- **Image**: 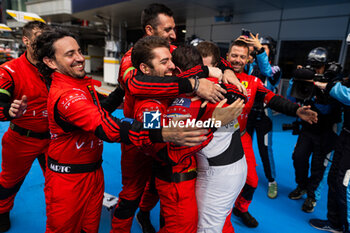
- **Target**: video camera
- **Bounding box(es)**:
[290,62,342,103]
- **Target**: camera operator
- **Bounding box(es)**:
[288,47,342,214]
[309,78,350,233]
[238,33,282,199]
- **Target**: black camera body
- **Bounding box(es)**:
[290,62,342,103]
[241,28,251,38]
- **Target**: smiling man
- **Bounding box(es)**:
[0,21,50,232]
[226,40,318,228]
[111,6,226,232]
[33,29,212,233]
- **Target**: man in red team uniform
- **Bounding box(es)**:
[0,21,50,232]
[123,36,242,233]
[169,45,247,233]
[111,4,228,233]
[34,29,213,233]
[225,40,318,228]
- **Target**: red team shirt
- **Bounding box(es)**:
[47,72,161,164]
[0,53,49,132]
[236,72,275,131]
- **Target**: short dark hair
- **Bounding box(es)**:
[34,27,77,78]
[22,21,50,38]
[229,40,249,55]
[141,3,173,33]
[172,45,202,71]
[132,36,170,71]
[196,41,220,66]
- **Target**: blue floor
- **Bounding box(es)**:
[0,110,329,232]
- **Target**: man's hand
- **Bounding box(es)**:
[314,81,327,90]
[161,117,209,147]
[195,79,226,103]
[223,69,247,95]
[238,33,262,50]
[9,95,27,118]
[296,105,318,124]
[208,67,223,82]
[248,33,262,50]
[212,98,244,126]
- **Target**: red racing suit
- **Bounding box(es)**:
[233,72,300,213]
[46,72,165,233]
[167,82,247,233]
[0,53,50,214]
[111,64,211,233]
[134,97,212,233]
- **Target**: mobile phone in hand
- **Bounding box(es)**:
[241,28,251,38]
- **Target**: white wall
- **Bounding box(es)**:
[26,0,72,16]
[88,45,104,72]
[186,3,350,43]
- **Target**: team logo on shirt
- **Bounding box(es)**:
[171,97,191,107]
[242,81,248,88]
[143,110,161,129]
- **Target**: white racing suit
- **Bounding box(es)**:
[196,119,247,233]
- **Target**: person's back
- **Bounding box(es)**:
[310,77,350,232]
[171,44,246,233]
[111,35,217,233]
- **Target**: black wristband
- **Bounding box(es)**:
[119,120,133,145]
[192,77,199,94]
[256,47,265,55]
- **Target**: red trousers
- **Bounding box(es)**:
[0,128,48,213]
[222,210,235,233]
[45,168,104,233]
[110,144,158,233]
[234,133,258,212]
[156,178,197,233]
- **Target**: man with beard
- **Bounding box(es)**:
[226,40,318,228]
[0,21,50,232]
[122,36,241,233]
[170,44,247,233]
[34,29,212,233]
[111,4,228,233]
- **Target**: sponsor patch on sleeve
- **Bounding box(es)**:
[170,97,191,108]
[61,93,88,110]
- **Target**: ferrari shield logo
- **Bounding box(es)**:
[242,81,248,88]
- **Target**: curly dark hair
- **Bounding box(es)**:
[131,36,169,71]
[33,27,77,79]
